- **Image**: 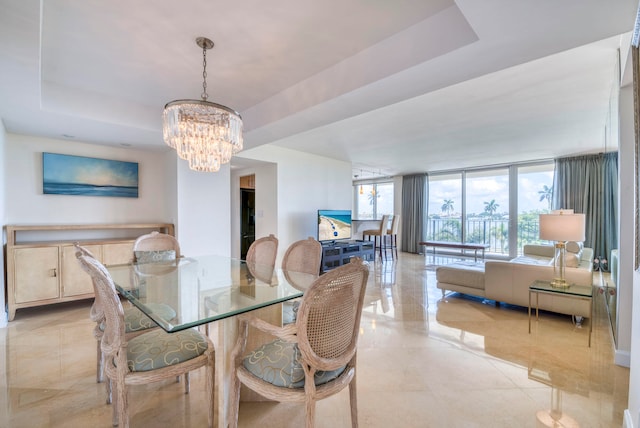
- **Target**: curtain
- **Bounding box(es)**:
[553,152,618,270]
[401,173,427,253]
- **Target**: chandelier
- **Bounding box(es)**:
[163,37,243,172]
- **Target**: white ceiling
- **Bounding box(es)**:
[0,0,637,178]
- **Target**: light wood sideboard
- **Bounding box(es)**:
[5,223,174,321]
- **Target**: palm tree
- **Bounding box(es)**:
[538,184,553,212]
[483,199,499,218]
[441,199,454,217]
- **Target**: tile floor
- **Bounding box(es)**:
[0,252,630,427]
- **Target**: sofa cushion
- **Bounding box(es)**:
[436,262,485,290]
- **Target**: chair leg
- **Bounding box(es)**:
[229,372,241,428]
[184,372,190,394]
[115,378,129,428]
[106,378,113,405]
[206,353,215,428]
[305,398,316,428]
[349,377,358,428]
[97,341,104,383]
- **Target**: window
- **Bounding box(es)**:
[427,161,554,258]
[354,182,393,219]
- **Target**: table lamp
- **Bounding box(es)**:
[539,209,586,288]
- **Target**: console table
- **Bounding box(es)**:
[321,240,374,272]
[528,280,593,346]
[419,241,490,262]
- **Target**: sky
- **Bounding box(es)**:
[43,153,139,187]
[428,168,554,217]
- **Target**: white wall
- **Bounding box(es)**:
[618,84,634,367]
[4,134,174,224]
[0,121,6,327]
[238,145,352,264]
[175,159,231,257]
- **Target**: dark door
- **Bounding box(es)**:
[240,188,255,259]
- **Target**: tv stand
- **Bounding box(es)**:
[321,240,374,272]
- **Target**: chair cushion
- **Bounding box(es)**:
[100,303,177,333]
[126,328,208,372]
[243,338,345,388]
[135,250,176,263]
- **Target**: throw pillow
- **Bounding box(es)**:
[566,241,583,253]
[564,252,580,268]
[135,249,176,264]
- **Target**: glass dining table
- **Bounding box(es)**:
[107,254,317,428]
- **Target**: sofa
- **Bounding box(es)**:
[436,243,594,317]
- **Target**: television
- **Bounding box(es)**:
[317,210,352,243]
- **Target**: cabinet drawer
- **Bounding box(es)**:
[13,247,59,303]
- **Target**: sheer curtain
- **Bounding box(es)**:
[553,152,618,269]
[401,174,427,253]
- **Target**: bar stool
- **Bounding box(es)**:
[387,215,400,259]
[362,215,391,260]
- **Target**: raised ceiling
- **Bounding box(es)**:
[0,0,637,176]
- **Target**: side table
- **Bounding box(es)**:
[528,280,593,347]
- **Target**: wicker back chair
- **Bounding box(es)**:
[133,231,181,261]
[281,236,322,277]
[245,234,279,284]
[76,252,214,428]
[75,243,177,403]
[246,234,278,266]
[229,258,370,428]
[362,214,391,260]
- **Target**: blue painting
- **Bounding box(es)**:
[43,153,139,198]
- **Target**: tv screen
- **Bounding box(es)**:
[317,210,352,242]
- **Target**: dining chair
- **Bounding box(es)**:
[281,237,323,323]
[75,243,178,403]
[245,234,279,284]
[133,231,181,262]
[76,252,215,428]
[229,258,370,428]
[362,214,391,260]
[281,236,323,276]
[386,214,400,259]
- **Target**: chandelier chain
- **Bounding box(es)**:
[201,45,208,101]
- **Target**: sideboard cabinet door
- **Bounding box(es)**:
[61,244,103,298]
[13,247,59,304]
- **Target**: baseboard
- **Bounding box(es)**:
[615,349,631,367]
[624,409,634,428]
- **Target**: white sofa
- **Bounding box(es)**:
[436,244,594,317]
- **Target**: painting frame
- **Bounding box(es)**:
[42,152,139,198]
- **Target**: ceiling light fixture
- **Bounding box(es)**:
[163,37,243,172]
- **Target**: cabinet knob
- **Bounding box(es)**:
[49,268,57,277]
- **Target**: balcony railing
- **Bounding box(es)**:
[426,217,545,255]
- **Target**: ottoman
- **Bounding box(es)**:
[436,261,486,298]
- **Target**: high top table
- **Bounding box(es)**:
[107,255,317,428]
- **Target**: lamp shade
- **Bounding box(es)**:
[539,211,586,242]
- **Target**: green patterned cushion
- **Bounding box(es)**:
[243,339,345,388]
[100,303,177,333]
[135,250,176,263]
[126,328,208,372]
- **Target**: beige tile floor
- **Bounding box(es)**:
[0,252,630,427]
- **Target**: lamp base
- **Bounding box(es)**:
[550,278,570,289]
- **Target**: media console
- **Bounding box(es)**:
[321,240,375,272]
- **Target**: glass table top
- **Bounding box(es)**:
[529,279,593,298]
[107,255,316,332]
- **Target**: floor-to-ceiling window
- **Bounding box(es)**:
[465,168,509,255]
[427,173,462,242]
[516,163,554,254]
[425,161,554,259]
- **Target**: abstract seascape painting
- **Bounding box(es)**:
[43,152,139,198]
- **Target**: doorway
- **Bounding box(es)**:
[240,174,255,259]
